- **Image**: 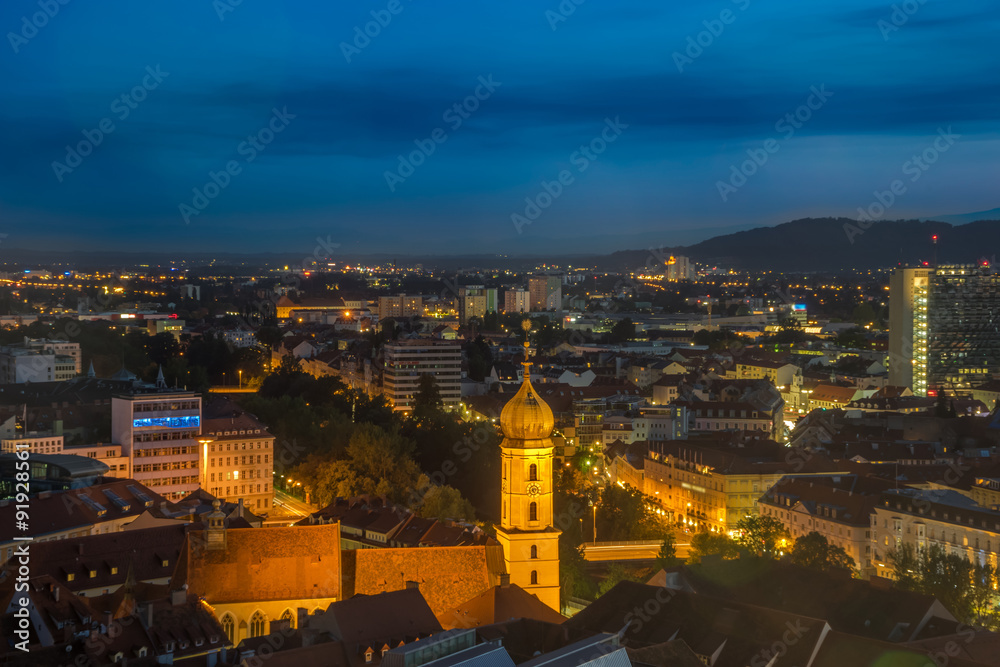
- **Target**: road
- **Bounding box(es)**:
[270,489,316,519]
[583,542,691,562]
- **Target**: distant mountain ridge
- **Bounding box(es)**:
[595,217,1000,272]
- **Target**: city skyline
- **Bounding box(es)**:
[1,1,998,254]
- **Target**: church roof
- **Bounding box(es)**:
[173,524,341,603]
[440,582,566,629]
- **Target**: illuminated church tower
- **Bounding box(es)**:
[496,321,561,611]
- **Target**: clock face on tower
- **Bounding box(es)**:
[526,483,541,497]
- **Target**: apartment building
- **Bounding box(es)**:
[383,339,462,412]
[504,288,530,313]
[735,360,801,388]
[201,410,275,512]
[0,347,77,383]
[871,488,1000,580]
[457,285,498,324]
[378,295,424,321]
[759,474,894,576]
[111,390,202,500]
[529,276,562,312]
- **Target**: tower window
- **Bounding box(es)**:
[529,502,538,522]
[531,570,538,585]
[529,464,538,481]
[530,545,538,559]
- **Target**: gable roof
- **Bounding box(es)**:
[440,582,566,629]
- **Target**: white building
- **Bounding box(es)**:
[0,347,77,383]
[111,391,202,500]
[383,339,462,412]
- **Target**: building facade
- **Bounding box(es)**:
[383,339,462,412]
[504,288,530,314]
[528,276,562,312]
[111,391,202,500]
[201,411,275,512]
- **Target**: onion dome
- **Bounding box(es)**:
[500,374,554,441]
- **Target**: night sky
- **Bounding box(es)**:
[0,0,997,255]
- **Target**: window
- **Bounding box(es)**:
[280,609,294,629]
[221,614,235,643]
[530,570,538,585]
[530,545,538,559]
[529,464,538,481]
[250,611,266,638]
[365,649,374,664]
[529,502,537,522]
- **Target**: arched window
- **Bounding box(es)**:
[530,545,538,559]
[529,502,537,522]
[530,570,538,585]
[249,611,266,638]
[280,609,295,629]
[221,614,235,643]
[529,464,538,481]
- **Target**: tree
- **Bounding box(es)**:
[596,484,671,542]
[851,302,877,327]
[687,531,739,564]
[597,563,643,597]
[788,532,855,571]
[466,335,494,382]
[735,515,789,558]
[411,373,443,422]
[419,485,475,521]
[655,533,682,571]
[608,318,636,344]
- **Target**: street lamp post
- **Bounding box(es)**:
[238,369,242,389]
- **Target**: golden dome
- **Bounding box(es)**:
[500,374,554,441]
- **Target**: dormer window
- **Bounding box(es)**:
[365,649,374,663]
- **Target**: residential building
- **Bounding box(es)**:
[528,276,562,312]
[111,390,202,500]
[759,474,894,576]
[201,410,275,512]
[383,339,462,412]
[458,285,498,325]
[505,288,530,313]
[871,487,1000,580]
[642,437,843,531]
[378,294,424,320]
[735,360,801,388]
[664,255,695,282]
[0,432,64,455]
[808,384,866,412]
[681,401,775,434]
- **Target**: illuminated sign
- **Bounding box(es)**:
[792,304,807,311]
[681,482,707,494]
[132,416,200,429]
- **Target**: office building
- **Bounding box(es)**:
[0,345,78,383]
[528,276,562,312]
[111,390,202,500]
[383,339,462,412]
[890,265,1000,396]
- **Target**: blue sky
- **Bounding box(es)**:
[0,0,997,255]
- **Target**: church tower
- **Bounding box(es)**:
[496,321,561,611]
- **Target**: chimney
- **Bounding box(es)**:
[146,603,154,628]
[500,573,511,587]
[53,586,60,602]
[405,580,419,591]
[171,589,186,606]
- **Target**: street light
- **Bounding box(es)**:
[238,369,242,389]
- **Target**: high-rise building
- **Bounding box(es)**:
[505,288,530,313]
[378,294,424,321]
[495,346,561,611]
[457,285,498,324]
[890,264,1000,396]
[383,339,462,412]
[665,255,695,282]
[528,276,562,312]
[111,390,202,500]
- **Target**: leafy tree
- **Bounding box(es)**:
[788,532,855,571]
[851,302,877,327]
[419,485,475,521]
[607,318,636,344]
[687,531,739,564]
[597,563,643,597]
[596,484,671,542]
[559,538,596,603]
[466,335,494,382]
[735,515,789,557]
[255,325,284,350]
